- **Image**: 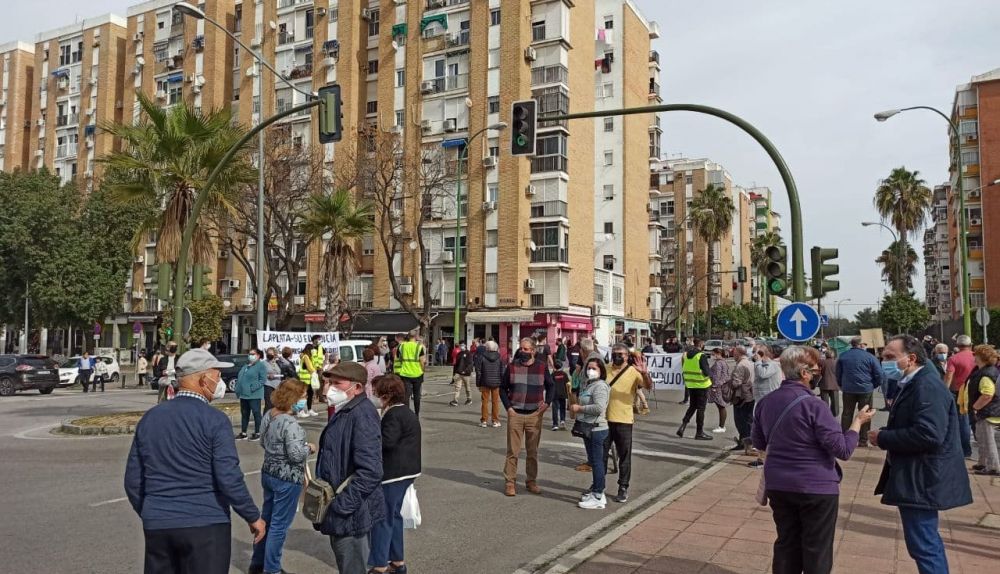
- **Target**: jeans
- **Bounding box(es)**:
[957,412,973,458]
[402,376,423,416]
[250,473,303,573]
[976,418,1000,472]
[585,429,609,495]
[551,398,567,427]
[263,386,274,411]
[144,522,230,574]
[819,389,840,417]
[898,507,948,574]
[369,479,413,569]
[452,374,471,401]
[504,410,543,484]
[681,387,709,432]
[603,422,634,491]
[79,370,93,392]
[330,533,370,574]
[734,400,755,441]
[480,388,501,423]
[841,392,874,444]
[240,398,262,434]
[768,490,838,574]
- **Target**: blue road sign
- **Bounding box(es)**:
[777,303,822,342]
[820,314,829,327]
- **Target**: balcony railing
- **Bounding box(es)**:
[56,113,79,127]
[529,200,568,218]
[288,64,312,79]
[649,50,660,65]
[278,0,308,9]
[278,31,296,45]
[55,143,78,158]
[649,80,661,99]
[531,65,569,86]
[531,155,568,174]
[530,246,568,264]
[347,295,374,309]
[427,0,469,7]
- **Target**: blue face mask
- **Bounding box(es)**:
[937,353,948,362]
[292,398,307,413]
[881,360,902,380]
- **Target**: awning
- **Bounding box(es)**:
[441,137,467,149]
[466,310,537,324]
[391,23,407,37]
[51,68,70,78]
[166,72,184,83]
[84,125,96,135]
[420,14,448,31]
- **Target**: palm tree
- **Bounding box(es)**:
[876,239,919,292]
[689,183,735,336]
[299,189,374,330]
[874,167,932,240]
[750,230,782,315]
[99,92,257,266]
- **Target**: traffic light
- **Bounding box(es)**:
[510,99,537,156]
[317,83,343,144]
[764,245,788,297]
[192,265,212,300]
[737,266,747,283]
[811,246,840,299]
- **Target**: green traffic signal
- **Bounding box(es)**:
[510,99,537,156]
[317,84,343,144]
[810,246,840,299]
[765,245,787,296]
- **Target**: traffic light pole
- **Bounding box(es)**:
[544,104,806,302]
[172,100,321,349]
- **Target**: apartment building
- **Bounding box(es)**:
[949,68,1000,316]
[29,15,127,186]
[0,42,35,171]
[732,185,753,305]
[924,183,954,322]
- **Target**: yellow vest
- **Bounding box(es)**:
[310,348,324,371]
[682,352,711,389]
[297,355,313,384]
[396,341,424,378]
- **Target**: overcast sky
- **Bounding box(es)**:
[4,0,1000,320]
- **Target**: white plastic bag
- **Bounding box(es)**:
[310,371,320,390]
[401,484,421,529]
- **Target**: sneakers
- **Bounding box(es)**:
[297,411,310,418]
[235,432,248,440]
[480,421,489,428]
[614,488,629,503]
[248,433,260,442]
[464,398,473,405]
[559,421,566,429]
[307,409,319,417]
[712,426,727,434]
[581,490,594,501]
[694,433,713,441]
[578,493,607,509]
[492,421,502,428]
[448,400,459,407]
[551,425,559,431]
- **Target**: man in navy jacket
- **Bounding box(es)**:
[871,335,972,574]
[125,349,264,574]
[836,336,884,445]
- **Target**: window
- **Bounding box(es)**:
[604,117,614,132]
[296,278,308,296]
[604,151,613,166]
[489,145,499,158]
[604,222,614,234]
[612,286,623,305]
[486,273,498,293]
[444,235,467,262]
[434,59,446,78]
[366,101,378,115]
[59,44,72,66]
[603,255,615,271]
[666,200,675,215]
[361,235,375,255]
[488,49,500,69]
[531,21,546,42]
[305,9,315,38]
[604,17,614,29]
[530,294,544,307]
[367,9,380,37]
[367,59,379,74]
[532,133,568,173]
[490,9,501,26]
[603,185,614,200]
[594,284,605,303]
[394,110,405,127]
[487,96,500,114]
[395,69,405,87]
[685,175,693,184]
[961,150,979,165]
[487,183,498,202]
[486,230,498,247]
[530,223,567,263]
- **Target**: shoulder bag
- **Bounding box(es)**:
[302,460,354,525]
[571,366,631,439]
[754,393,811,506]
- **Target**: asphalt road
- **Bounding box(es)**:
[0,367,730,574]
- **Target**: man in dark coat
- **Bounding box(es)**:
[871,335,972,574]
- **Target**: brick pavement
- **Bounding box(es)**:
[569,449,1000,574]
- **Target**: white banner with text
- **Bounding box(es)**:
[643,353,685,390]
[257,331,341,354]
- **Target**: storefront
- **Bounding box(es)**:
[465,310,537,362]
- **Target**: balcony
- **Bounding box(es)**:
[347,295,374,309]
[426,0,469,8]
[649,50,660,66]
[55,143,78,159]
[648,80,661,100]
[529,201,568,219]
[531,65,569,86]
[423,74,468,94]
[278,30,296,46]
[969,248,984,260]
[56,113,79,127]
[531,154,568,174]
[530,247,568,264]
[288,64,313,80]
[277,0,310,9]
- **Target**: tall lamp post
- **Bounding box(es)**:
[175,2,316,336]
[834,298,851,336]
[861,221,902,293]
[452,122,507,343]
[875,106,971,336]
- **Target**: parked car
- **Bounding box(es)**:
[0,355,60,396]
[58,356,121,387]
[215,354,251,392]
[333,340,374,364]
[703,339,728,357]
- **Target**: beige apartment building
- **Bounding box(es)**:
[0,42,35,172]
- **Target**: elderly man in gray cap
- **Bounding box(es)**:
[125,348,265,574]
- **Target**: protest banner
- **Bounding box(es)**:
[256,331,340,355]
[643,352,685,390]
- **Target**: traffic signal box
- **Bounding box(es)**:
[811,247,840,299]
[510,100,537,156]
[318,84,343,144]
[765,245,787,297]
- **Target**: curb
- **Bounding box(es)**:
[58,413,242,436]
[513,451,731,574]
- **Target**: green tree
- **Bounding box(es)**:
[99,92,257,268]
[299,189,374,331]
[879,292,931,335]
[875,239,919,292]
[689,183,735,336]
[855,307,881,330]
[873,167,932,240]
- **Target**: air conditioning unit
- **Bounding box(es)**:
[391,208,403,219]
[441,251,454,263]
[240,297,254,308]
[399,284,413,295]
[482,156,497,169]
[524,278,536,291]
[525,184,537,196]
[192,85,201,94]
[89,78,97,87]
[35,149,43,157]
[389,124,403,134]
[228,279,241,289]
[144,276,153,284]
[420,119,432,131]
[166,60,178,70]
[420,80,436,93]
[0,98,6,106]
[969,190,982,198]
[524,47,537,62]
[482,201,497,212]
[322,57,336,68]
[316,7,328,16]
[319,296,328,307]
[250,36,262,49]
[155,90,167,100]
[86,107,94,116]
[133,32,143,42]
[360,8,372,20]
[86,140,94,149]
[218,249,230,258]
[57,78,69,90]
[970,218,982,226]
[135,256,144,264]
[443,118,457,132]
[294,295,306,305]
[36,118,45,127]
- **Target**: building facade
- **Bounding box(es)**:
[0,42,35,172]
[924,183,953,323]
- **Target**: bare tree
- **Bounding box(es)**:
[209,129,326,329]
[334,127,457,339]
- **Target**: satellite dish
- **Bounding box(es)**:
[465,97,473,108]
[223,300,232,308]
[135,56,145,66]
[528,241,537,252]
[268,21,277,30]
[408,240,418,251]
[245,67,257,77]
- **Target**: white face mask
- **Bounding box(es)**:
[326,386,352,410]
[587,368,600,380]
[211,378,227,401]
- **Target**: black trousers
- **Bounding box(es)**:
[402,376,423,416]
[768,490,838,574]
[79,370,93,392]
[733,400,755,440]
[819,389,840,418]
[841,392,873,445]
[603,422,633,491]
[143,522,231,574]
[681,387,710,432]
[263,386,274,411]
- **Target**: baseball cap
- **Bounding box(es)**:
[323,361,367,384]
[176,348,233,376]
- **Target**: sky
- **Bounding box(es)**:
[4,0,1000,321]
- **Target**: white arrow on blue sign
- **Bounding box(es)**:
[776,303,822,342]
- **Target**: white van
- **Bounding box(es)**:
[333,340,373,364]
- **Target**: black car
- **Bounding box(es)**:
[215,354,250,392]
[0,355,60,396]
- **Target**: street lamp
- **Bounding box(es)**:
[862,221,903,293]
[175,2,315,337]
[452,122,507,343]
[874,105,971,336]
[834,298,851,336]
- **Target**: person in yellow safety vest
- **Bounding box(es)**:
[677,338,714,440]
[297,343,320,418]
[309,335,326,370]
[396,331,427,416]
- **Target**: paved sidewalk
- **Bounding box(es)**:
[570,449,1000,574]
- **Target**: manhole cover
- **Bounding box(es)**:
[979,513,1000,530]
